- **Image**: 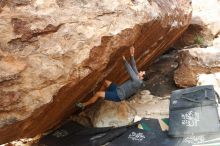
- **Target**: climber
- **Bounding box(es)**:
[76,46,146,109]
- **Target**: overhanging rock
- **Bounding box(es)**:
[0,0,192,144]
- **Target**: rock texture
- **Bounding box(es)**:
[0,0,191,144]
[80,90,169,127]
[192,0,220,37]
[174,47,220,87]
[174,0,220,48]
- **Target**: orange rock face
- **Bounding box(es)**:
[0,0,191,144]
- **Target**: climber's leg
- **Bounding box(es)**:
[76,91,105,109]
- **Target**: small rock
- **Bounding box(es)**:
[139,90,151,95]
[133,115,142,122]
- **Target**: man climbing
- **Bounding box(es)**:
[76,46,146,109]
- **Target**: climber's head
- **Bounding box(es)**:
[138,71,146,80]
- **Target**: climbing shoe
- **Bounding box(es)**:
[75,102,85,110]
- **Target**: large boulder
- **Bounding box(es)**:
[0,0,191,144]
[85,90,169,127]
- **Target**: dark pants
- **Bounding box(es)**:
[105,83,121,102]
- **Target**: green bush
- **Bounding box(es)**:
[194,35,205,45]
